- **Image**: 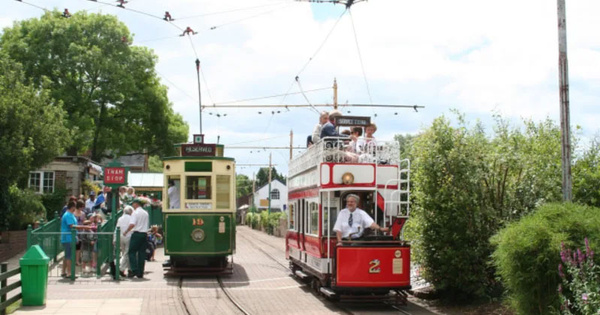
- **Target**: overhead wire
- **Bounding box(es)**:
[279,8,347,104]
[349,9,373,106]
[208,3,292,31]
[213,87,331,105]
[295,77,320,114]
[17,1,48,12]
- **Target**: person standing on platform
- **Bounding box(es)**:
[85,191,96,217]
[60,201,85,278]
[116,206,133,277]
[123,199,149,278]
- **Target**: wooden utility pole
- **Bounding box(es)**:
[268,153,272,215]
[557,0,572,201]
[333,78,338,110]
[195,59,202,134]
[289,130,294,160]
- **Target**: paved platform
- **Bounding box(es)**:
[12,226,440,315]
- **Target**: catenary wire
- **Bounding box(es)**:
[349,9,373,105]
[177,2,287,20]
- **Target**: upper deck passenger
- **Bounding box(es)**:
[310,111,329,145]
[320,110,346,139]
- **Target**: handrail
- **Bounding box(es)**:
[27,211,61,263]
[0,262,22,315]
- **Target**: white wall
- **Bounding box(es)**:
[253,179,288,213]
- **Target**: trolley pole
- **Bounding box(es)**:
[557,0,572,201]
[252,172,255,214]
[268,153,272,215]
[333,78,338,110]
[195,59,203,134]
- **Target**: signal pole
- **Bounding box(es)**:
[557,0,572,201]
[289,130,294,160]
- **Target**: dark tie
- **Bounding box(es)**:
[348,213,353,227]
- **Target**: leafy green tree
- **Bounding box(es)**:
[148,155,163,173]
[0,54,70,228]
[255,167,286,188]
[0,11,188,161]
[573,136,600,207]
[236,174,253,199]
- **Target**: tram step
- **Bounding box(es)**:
[319,287,336,297]
[294,270,309,279]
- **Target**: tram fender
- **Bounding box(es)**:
[334,246,410,288]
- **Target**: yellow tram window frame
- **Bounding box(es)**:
[186,175,212,200]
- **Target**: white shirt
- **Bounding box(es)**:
[116,214,132,241]
[356,137,377,154]
[130,206,149,233]
[333,208,374,238]
[168,185,180,209]
[85,198,96,214]
[312,123,323,144]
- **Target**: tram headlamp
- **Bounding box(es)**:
[191,228,205,242]
[341,172,354,185]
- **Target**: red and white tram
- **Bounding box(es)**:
[286,116,411,303]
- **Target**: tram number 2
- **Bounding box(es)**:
[192,218,204,226]
[369,259,381,274]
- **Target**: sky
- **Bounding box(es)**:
[3,0,600,177]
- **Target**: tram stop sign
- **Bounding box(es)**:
[103,160,128,188]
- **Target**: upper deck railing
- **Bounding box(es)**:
[289,136,401,178]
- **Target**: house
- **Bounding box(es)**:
[252,179,288,213]
[101,153,148,173]
[28,156,103,197]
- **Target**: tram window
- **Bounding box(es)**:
[323,207,338,236]
[166,177,181,209]
[289,204,295,230]
[186,176,211,200]
[216,175,230,209]
[310,202,318,235]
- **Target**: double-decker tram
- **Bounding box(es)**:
[162,134,236,275]
[286,115,411,304]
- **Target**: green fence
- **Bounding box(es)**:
[26,211,61,263]
[145,205,163,228]
[95,210,122,276]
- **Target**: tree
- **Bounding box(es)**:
[236,174,253,199]
[255,167,286,188]
[0,11,188,161]
[0,54,70,228]
[148,155,163,173]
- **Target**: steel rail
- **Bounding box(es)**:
[217,276,252,315]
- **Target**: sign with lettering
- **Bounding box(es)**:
[182,144,216,157]
[104,167,127,185]
[334,116,371,127]
[185,202,212,210]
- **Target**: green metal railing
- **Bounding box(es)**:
[145,205,163,228]
[26,212,61,262]
[95,210,122,276]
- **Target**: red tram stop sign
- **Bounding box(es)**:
[103,164,128,188]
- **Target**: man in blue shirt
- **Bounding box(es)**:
[61,201,82,278]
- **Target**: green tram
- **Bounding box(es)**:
[161,134,236,275]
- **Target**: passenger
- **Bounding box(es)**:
[343,127,363,163]
[358,123,378,163]
[123,199,150,278]
[333,194,388,246]
[310,111,329,146]
[84,191,96,217]
[116,206,133,277]
[319,110,345,139]
[60,201,86,278]
[61,196,77,218]
[168,180,180,209]
[74,200,87,266]
[146,225,163,261]
[80,220,96,275]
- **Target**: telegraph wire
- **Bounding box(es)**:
[208,3,292,31]
[17,1,48,12]
[349,9,373,106]
[295,76,320,114]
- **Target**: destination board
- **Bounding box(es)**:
[334,116,371,127]
[181,144,216,157]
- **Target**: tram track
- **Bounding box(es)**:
[217,276,252,315]
[177,277,193,315]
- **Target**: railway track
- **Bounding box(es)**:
[217,276,252,315]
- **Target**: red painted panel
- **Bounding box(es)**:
[289,188,320,200]
[335,246,410,287]
[303,234,321,257]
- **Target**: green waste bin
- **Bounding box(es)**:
[19,245,50,306]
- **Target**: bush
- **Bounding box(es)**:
[40,184,67,219]
[558,239,600,314]
[267,212,285,230]
[260,211,269,230]
[245,212,253,226]
[491,203,600,315]
[8,185,46,230]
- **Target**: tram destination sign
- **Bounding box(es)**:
[182,143,216,157]
[334,116,371,127]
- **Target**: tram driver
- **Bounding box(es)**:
[334,194,388,246]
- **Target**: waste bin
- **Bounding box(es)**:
[19,245,50,306]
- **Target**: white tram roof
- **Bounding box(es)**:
[128,172,164,188]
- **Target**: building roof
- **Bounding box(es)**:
[101,154,145,168]
[255,179,286,193]
[128,172,163,188]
